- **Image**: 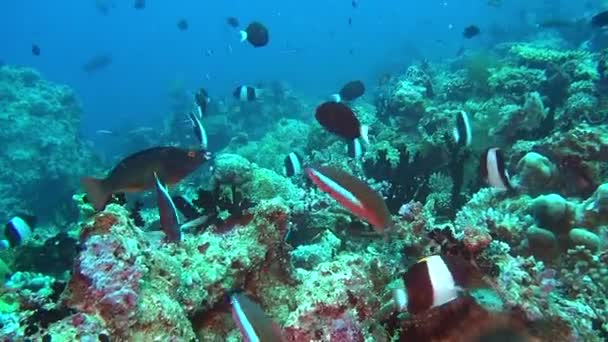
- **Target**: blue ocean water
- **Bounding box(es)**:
[0,0,580,155]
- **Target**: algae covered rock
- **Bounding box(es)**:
[568,228,600,251]
[530,194,573,234]
[0,65,97,221]
[515,152,558,195]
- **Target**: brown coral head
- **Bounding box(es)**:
[559,155,597,197]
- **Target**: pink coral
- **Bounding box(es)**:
[66,233,144,335]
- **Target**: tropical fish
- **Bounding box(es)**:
[81,146,210,211]
[195,88,210,116]
[480,147,513,191]
[0,214,36,249]
[31,44,41,56]
[230,292,284,342]
[393,255,482,314]
[234,85,258,101]
[240,22,269,47]
[452,110,472,147]
[331,80,365,103]
[188,111,208,150]
[592,10,608,28]
[154,173,181,242]
[305,165,392,234]
[226,16,240,28]
[283,152,304,177]
[134,0,145,9]
[177,19,189,31]
[463,25,480,38]
[315,101,369,143]
[82,54,112,74]
[172,195,201,221]
[347,138,365,159]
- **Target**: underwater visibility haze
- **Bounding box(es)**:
[2,0,608,340]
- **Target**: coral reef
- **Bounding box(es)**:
[0,65,98,221]
[3,33,608,342]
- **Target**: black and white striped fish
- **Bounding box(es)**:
[480,147,513,191]
[188,111,208,150]
[1,214,36,249]
[154,173,182,242]
[347,138,366,159]
[283,152,303,177]
[452,110,472,147]
[234,85,258,101]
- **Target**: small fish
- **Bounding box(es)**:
[240,21,269,48]
[0,214,36,249]
[230,292,285,342]
[592,10,608,28]
[154,173,181,242]
[194,88,210,116]
[96,129,115,135]
[283,152,304,177]
[82,54,112,73]
[177,19,189,31]
[331,80,365,103]
[352,1,358,8]
[480,147,513,191]
[452,110,472,147]
[315,101,369,143]
[188,111,208,150]
[463,25,480,38]
[81,146,210,211]
[393,255,482,314]
[31,44,41,56]
[305,165,392,234]
[347,138,365,159]
[233,85,258,101]
[134,0,145,9]
[226,16,240,28]
[348,17,352,26]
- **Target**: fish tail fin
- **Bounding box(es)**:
[239,30,248,42]
[330,93,341,103]
[360,125,370,144]
[81,177,111,211]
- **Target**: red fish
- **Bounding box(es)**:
[305,165,392,234]
[81,146,210,211]
[230,292,284,342]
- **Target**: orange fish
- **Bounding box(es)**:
[81,146,210,211]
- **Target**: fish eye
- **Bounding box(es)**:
[188,151,196,158]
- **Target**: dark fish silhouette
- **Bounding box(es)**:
[31,44,41,56]
[134,0,145,9]
[592,10,608,28]
[463,25,480,38]
[81,146,211,211]
[315,101,368,142]
[226,16,240,28]
[333,80,365,102]
[240,22,269,47]
[82,54,112,73]
[177,19,189,31]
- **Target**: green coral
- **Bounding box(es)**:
[488,66,546,96]
[509,43,589,65]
